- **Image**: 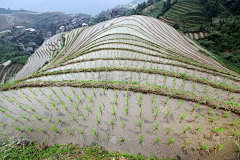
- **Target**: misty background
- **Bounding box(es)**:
[0,0,145,16]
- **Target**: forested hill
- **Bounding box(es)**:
[0,8,34,14]
[120,0,240,73]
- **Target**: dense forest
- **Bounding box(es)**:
[0,38,28,64]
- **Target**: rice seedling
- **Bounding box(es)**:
[103,130,111,142]
[175,100,184,110]
[70,112,77,122]
[181,112,188,120]
[205,85,211,95]
[95,113,101,126]
[173,77,176,88]
[11,124,23,132]
[120,118,126,128]
[25,104,35,112]
[50,123,59,133]
[56,116,63,123]
[208,107,218,115]
[126,88,129,97]
[71,87,76,95]
[32,114,41,121]
[75,94,83,105]
[197,142,211,155]
[0,106,11,113]
[137,93,143,107]
[229,124,240,139]
[92,86,96,96]
[191,102,200,113]
[59,87,67,97]
[91,128,99,140]
[137,134,144,147]
[151,94,156,103]
[50,102,58,110]
[114,89,118,98]
[0,121,6,129]
[6,114,18,121]
[182,138,193,150]
[18,112,29,120]
[136,119,143,131]
[109,118,116,129]
[152,106,161,120]
[150,136,164,148]
[213,142,229,154]
[78,113,87,121]
[169,136,176,147]
[111,105,117,116]
[164,73,167,84]
[87,95,94,102]
[80,87,86,96]
[98,105,102,114]
[63,126,75,137]
[103,87,106,95]
[38,128,46,133]
[111,97,118,105]
[67,93,73,102]
[85,104,92,113]
[180,125,191,135]
[234,141,240,157]
[17,103,25,111]
[229,118,240,127]
[118,133,126,144]
[22,122,35,132]
[60,101,68,111]
[164,106,171,119]
[182,78,186,89]
[47,94,53,101]
[152,120,161,132]
[76,127,86,139]
[165,125,173,136]
[191,82,197,93]
[162,97,169,106]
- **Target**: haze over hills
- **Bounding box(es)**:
[0,0,138,16]
[1,15,240,159]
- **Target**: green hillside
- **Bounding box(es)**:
[122,0,240,74]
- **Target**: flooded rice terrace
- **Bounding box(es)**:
[0,87,240,159]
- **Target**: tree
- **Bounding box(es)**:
[147,0,154,6]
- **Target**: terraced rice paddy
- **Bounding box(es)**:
[161,0,211,28]
[1,15,240,159]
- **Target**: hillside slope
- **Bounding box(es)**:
[1,15,240,159]
[0,12,71,32]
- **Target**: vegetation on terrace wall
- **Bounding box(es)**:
[197,18,240,73]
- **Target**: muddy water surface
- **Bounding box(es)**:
[0,87,240,159]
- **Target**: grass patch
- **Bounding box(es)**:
[0,141,172,159]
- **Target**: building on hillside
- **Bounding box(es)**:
[47,31,52,37]
[4,36,13,41]
[26,28,36,34]
[65,24,74,31]
[59,26,65,32]
[28,42,37,46]
[26,47,33,53]
[82,23,88,27]
[35,30,40,34]
[56,30,62,34]
[72,22,79,28]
